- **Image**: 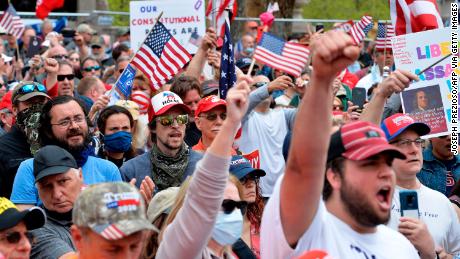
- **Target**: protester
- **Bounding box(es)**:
[97,105,137,168]
[418,134,460,196]
[29,145,83,258]
[0,81,50,198]
[80,57,102,79]
[156,77,251,259]
[120,91,203,194]
[106,55,130,85]
[54,60,76,96]
[47,45,69,61]
[0,197,46,259]
[381,114,460,258]
[229,155,266,259]
[355,48,394,91]
[10,96,121,209]
[234,35,255,60]
[0,91,13,136]
[70,182,156,259]
[76,76,106,111]
[68,51,82,79]
[170,76,203,146]
[90,35,114,68]
[260,30,418,258]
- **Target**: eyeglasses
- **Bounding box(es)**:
[241,174,260,185]
[83,65,101,72]
[390,138,425,148]
[156,114,188,126]
[199,112,226,121]
[51,55,68,60]
[17,83,47,95]
[221,199,247,214]
[0,231,35,244]
[57,74,75,82]
[51,115,86,128]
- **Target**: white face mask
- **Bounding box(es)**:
[211,210,243,246]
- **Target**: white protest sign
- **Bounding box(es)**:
[392,27,459,138]
[130,0,206,54]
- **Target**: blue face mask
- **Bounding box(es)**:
[102,131,132,153]
[244,47,254,54]
[211,209,243,246]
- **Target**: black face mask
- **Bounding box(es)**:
[16,103,44,155]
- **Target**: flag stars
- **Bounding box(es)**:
[223,53,228,60]
[221,71,226,78]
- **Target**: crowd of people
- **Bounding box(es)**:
[0,15,458,259]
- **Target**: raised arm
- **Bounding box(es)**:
[184,27,217,79]
[280,31,359,245]
[360,69,418,125]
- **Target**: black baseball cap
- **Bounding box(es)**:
[33,145,78,183]
[0,197,46,231]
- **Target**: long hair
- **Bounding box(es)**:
[245,179,265,230]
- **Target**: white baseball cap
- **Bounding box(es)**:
[150,91,190,119]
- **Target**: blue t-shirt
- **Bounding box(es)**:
[11,156,121,205]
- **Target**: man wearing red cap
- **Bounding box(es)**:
[193,95,238,155]
[0,91,13,136]
[120,91,203,193]
[261,31,418,258]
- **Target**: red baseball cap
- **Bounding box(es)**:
[328,121,406,162]
[381,113,430,141]
[0,91,12,111]
[150,91,190,119]
[195,95,226,117]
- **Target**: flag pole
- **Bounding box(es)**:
[108,11,164,98]
[382,22,390,79]
[210,0,217,78]
[246,59,256,76]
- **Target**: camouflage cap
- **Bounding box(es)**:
[73,182,157,240]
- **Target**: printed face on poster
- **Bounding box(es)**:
[130,0,206,54]
[392,27,459,138]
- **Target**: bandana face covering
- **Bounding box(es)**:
[16,104,44,155]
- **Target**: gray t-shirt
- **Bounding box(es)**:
[30,210,75,259]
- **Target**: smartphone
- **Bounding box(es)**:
[27,36,42,58]
[399,190,419,219]
[352,87,366,109]
[316,24,324,33]
[61,29,76,38]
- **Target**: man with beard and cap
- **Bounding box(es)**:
[0,197,46,259]
[260,31,418,258]
[0,81,50,198]
[10,96,121,210]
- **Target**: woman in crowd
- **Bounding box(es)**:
[229,156,266,259]
[97,105,137,167]
[68,50,82,79]
[155,78,251,259]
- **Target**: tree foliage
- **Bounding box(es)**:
[303,0,390,21]
[107,0,130,26]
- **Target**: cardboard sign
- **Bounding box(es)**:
[130,0,206,54]
[242,150,260,169]
[392,27,459,138]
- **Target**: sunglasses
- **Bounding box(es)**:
[51,55,68,60]
[156,114,188,126]
[91,45,102,49]
[241,174,260,185]
[17,83,47,95]
[0,231,35,244]
[83,65,101,72]
[57,74,75,82]
[199,112,226,121]
[221,199,247,214]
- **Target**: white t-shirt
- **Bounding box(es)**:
[388,184,460,255]
[261,176,419,259]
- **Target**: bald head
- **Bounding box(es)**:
[48,45,68,59]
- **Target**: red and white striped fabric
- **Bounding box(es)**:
[334,20,354,33]
[205,0,238,37]
[131,90,150,114]
[254,32,310,77]
[131,21,191,91]
[349,16,373,45]
[389,0,443,36]
[0,5,25,38]
[100,224,126,240]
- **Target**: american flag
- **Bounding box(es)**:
[254,33,310,77]
[389,0,443,36]
[349,16,373,45]
[205,0,237,37]
[131,21,192,90]
[219,21,236,99]
[0,5,25,38]
[375,23,395,50]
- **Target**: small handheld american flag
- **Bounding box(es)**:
[254,33,310,77]
[219,20,237,100]
[349,16,373,45]
[375,23,395,50]
[131,21,192,91]
[0,5,25,38]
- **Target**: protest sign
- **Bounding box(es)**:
[130,0,206,54]
[243,150,260,169]
[392,27,459,137]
